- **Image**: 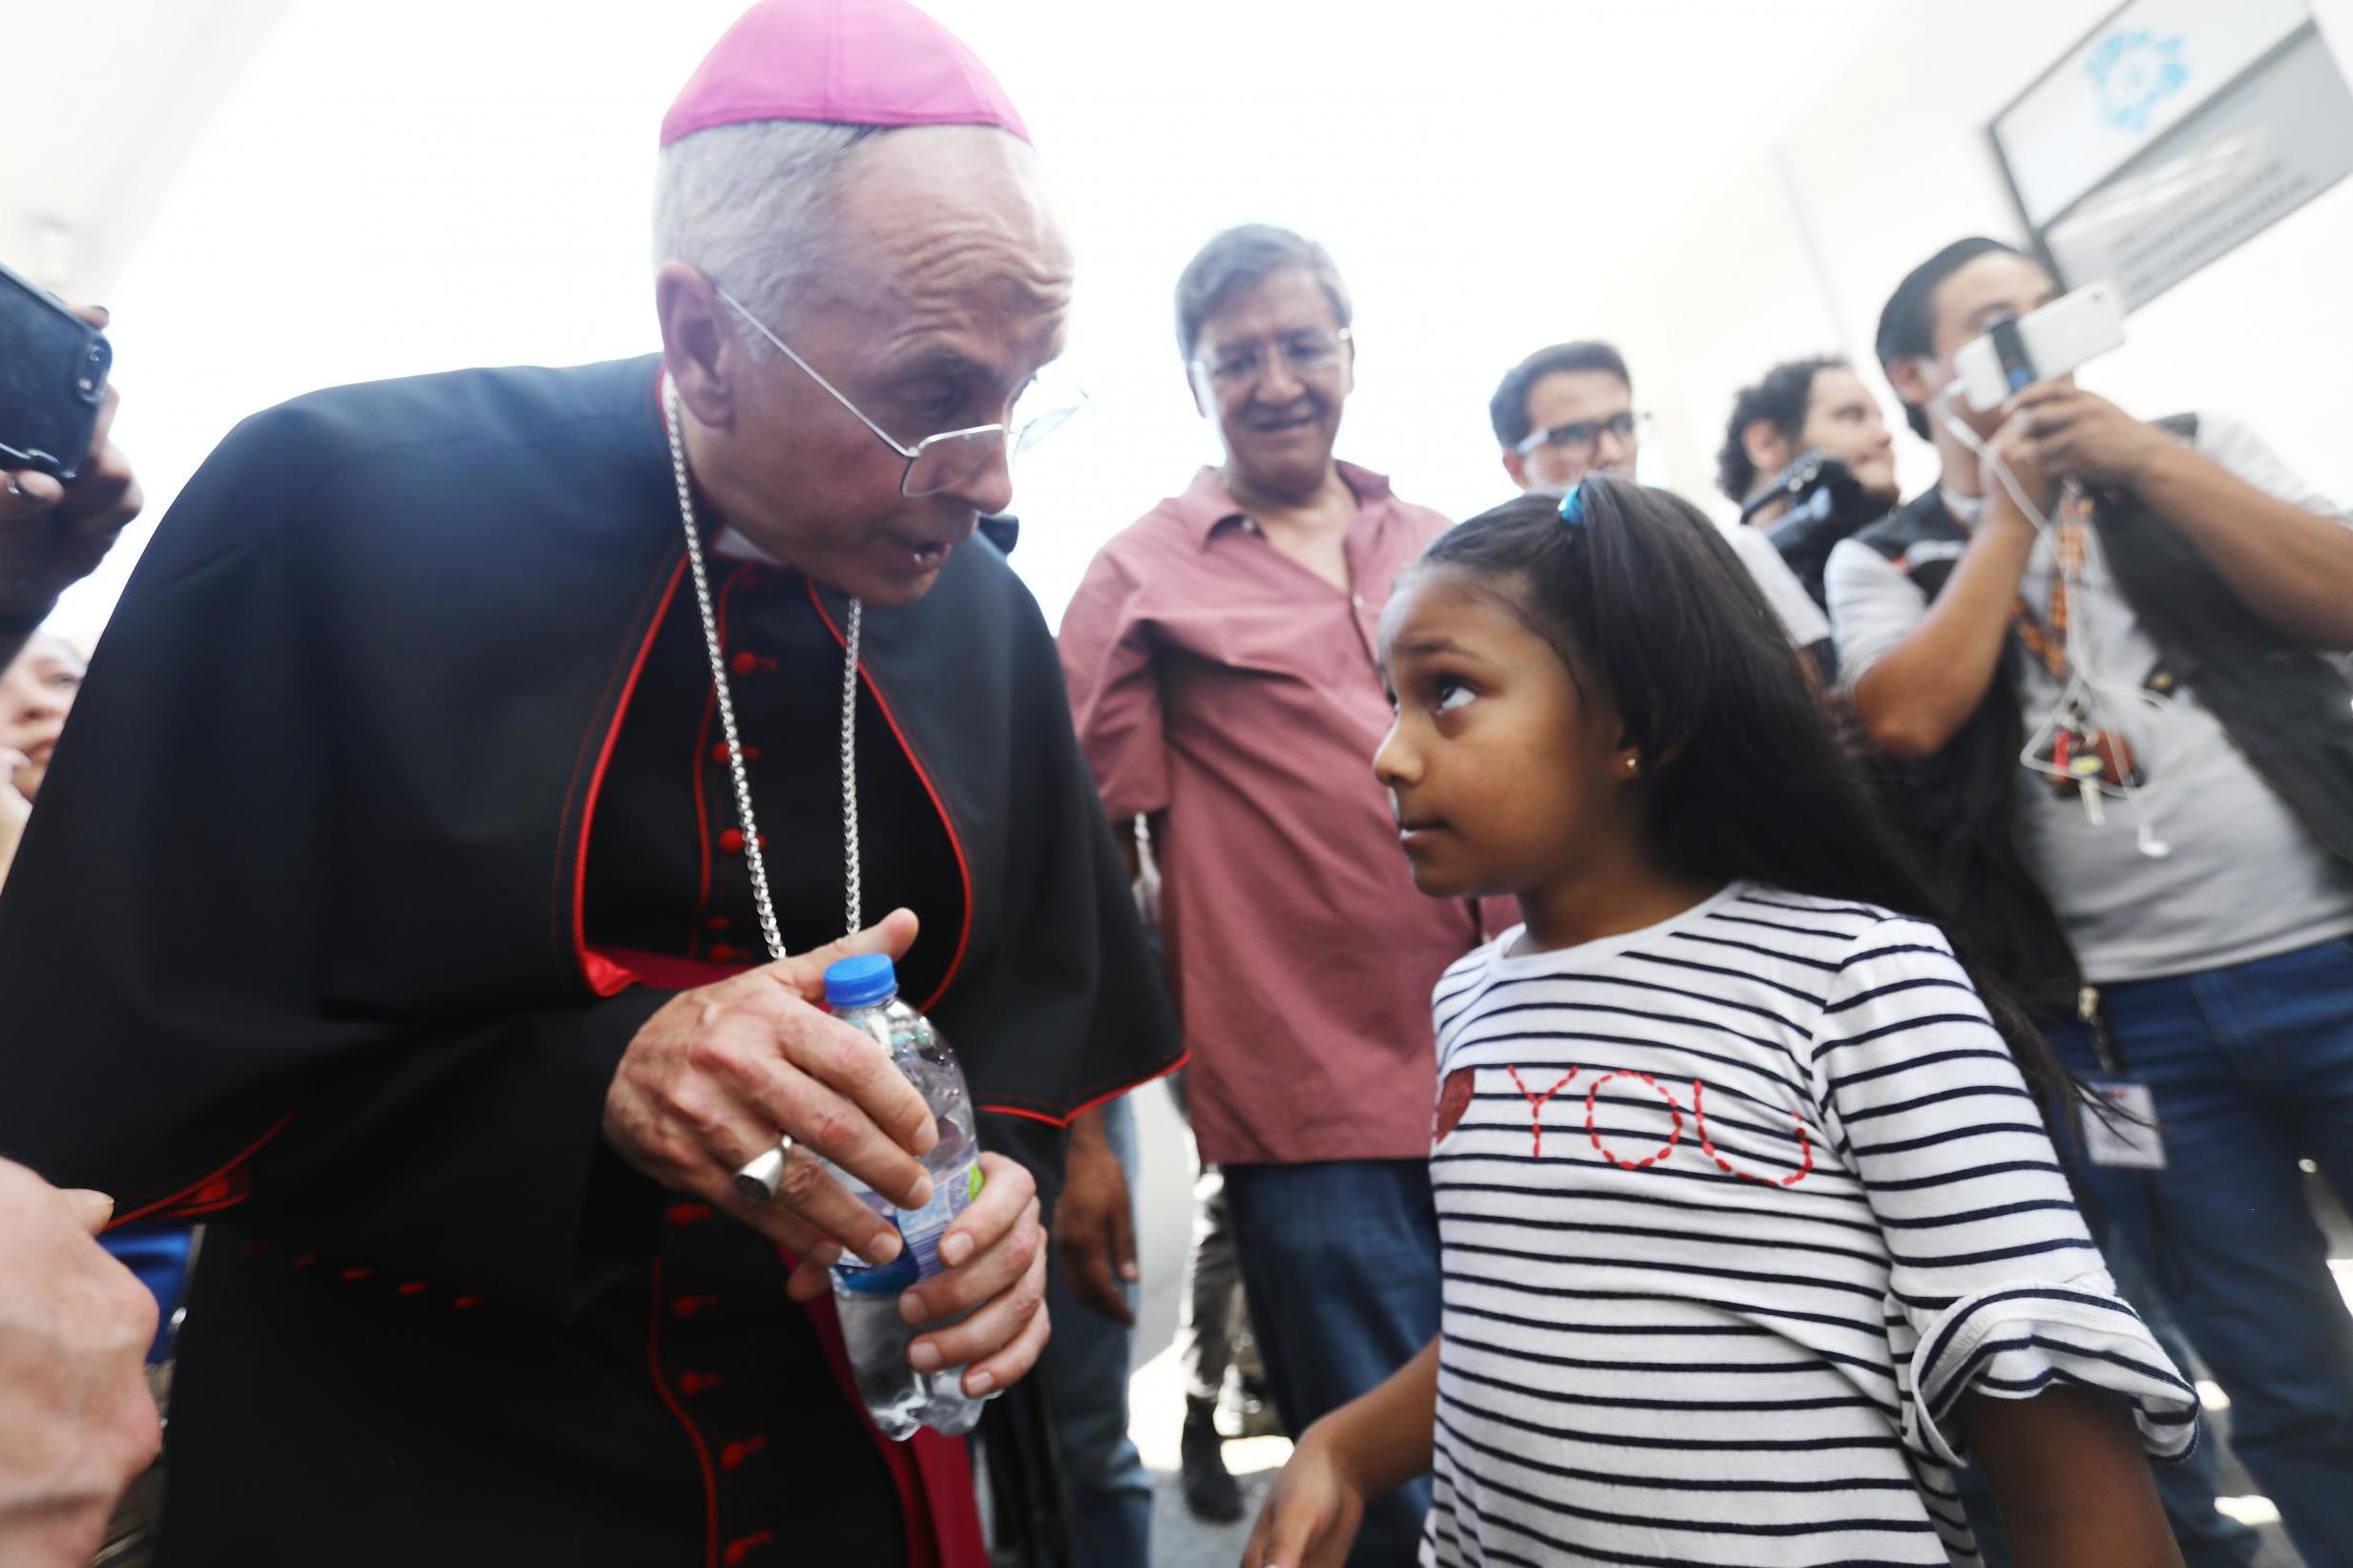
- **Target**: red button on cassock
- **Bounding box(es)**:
[724,1531,773,1565]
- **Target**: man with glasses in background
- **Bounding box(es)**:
[1489,339,1644,495]
[0,3,1181,1563]
[1061,223,1507,1567]
[1491,341,1837,663]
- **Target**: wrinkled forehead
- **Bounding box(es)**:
[1196,267,1341,354]
[830,130,1073,342]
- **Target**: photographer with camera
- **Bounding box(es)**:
[1825,237,2353,1566]
[1717,354,1901,609]
[0,302,141,669]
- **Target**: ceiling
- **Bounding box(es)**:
[0,0,295,297]
[5,0,1891,639]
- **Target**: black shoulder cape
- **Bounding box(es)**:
[0,353,1180,1307]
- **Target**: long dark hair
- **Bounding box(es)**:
[1417,479,2081,1112]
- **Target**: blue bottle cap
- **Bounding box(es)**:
[824,953,899,1011]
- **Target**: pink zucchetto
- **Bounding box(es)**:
[660,0,1030,148]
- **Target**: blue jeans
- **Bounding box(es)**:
[1223,1159,1441,1568]
[1042,1095,1152,1568]
[2049,934,2353,1568]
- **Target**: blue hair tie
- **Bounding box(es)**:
[1558,482,1586,527]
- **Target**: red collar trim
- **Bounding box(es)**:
[569,554,690,994]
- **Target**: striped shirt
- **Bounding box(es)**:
[1423,882,2195,1567]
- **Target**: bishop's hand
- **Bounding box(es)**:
[872,1150,1048,1398]
[601,909,941,1269]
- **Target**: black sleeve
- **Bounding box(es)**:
[0,404,671,1322]
[248,992,675,1316]
[930,577,1181,1134]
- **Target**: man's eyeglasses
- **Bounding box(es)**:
[717,287,1090,499]
[1514,409,1645,461]
[1189,328,1353,391]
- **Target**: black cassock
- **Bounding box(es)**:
[0,356,1180,1566]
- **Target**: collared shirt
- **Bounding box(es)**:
[1060,463,1504,1164]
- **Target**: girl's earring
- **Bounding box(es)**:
[1624,756,1642,777]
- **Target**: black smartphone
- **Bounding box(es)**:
[0,260,112,482]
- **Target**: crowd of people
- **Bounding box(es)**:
[3,2,2351,1566]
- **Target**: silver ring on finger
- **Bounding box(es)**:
[732,1134,796,1203]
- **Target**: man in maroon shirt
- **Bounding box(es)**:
[1060,224,1502,1567]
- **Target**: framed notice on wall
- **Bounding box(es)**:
[1992,0,2353,308]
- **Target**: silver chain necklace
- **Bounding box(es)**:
[663,376,863,961]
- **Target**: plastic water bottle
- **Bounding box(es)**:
[820,952,987,1440]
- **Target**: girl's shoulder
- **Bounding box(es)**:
[1453,925,1523,973]
[1433,927,1518,1005]
[1434,888,1964,1023]
[1731,885,1957,956]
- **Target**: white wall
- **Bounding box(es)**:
[27,1,2347,645]
[33,0,1894,644]
[1599,0,2353,517]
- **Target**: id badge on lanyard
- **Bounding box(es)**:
[2083,1081,2167,1169]
[2078,986,2166,1169]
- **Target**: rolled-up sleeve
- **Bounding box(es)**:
[1825,537,1930,695]
[1056,549,1169,822]
[1807,915,2199,1468]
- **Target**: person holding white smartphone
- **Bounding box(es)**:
[1828,236,2353,1567]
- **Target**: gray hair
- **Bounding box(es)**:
[1173,223,1353,362]
[651,119,886,334]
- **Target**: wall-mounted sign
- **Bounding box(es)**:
[1992,0,2353,307]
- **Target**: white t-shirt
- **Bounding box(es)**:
[1824,413,2353,984]
[1724,521,1832,648]
[1422,883,2194,1568]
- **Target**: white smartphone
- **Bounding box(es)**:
[1954,280,2128,411]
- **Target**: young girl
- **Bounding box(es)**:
[1245,480,2194,1568]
